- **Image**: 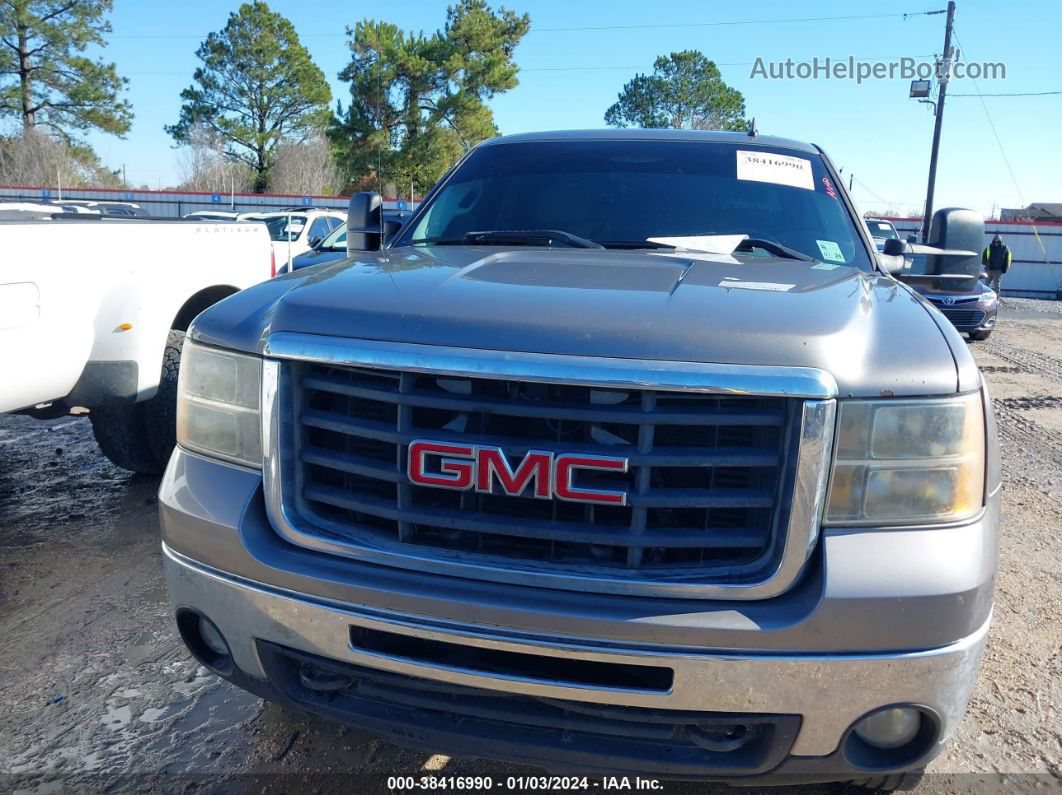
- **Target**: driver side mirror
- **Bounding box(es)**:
[346,191,383,254]
[308,235,324,249]
[883,238,906,256]
[877,237,906,275]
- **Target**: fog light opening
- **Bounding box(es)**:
[854,707,921,749]
[198,615,229,656]
[844,705,938,771]
[176,609,234,676]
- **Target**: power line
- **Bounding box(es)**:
[107,10,942,40]
[124,53,937,78]
[535,11,934,32]
[949,90,1062,97]
[518,54,934,72]
[850,176,915,209]
[951,27,1056,282]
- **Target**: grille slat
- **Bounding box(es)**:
[302,409,779,467]
[303,484,766,549]
[302,374,784,426]
[304,448,403,482]
[303,446,773,507]
[286,362,794,583]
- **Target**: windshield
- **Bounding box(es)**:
[263,215,307,242]
[400,139,872,269]
[319,223,347,250]
[867,221,898,239]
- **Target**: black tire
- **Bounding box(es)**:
[849,770,925,792]
[145,330,186,465]
[90,330,185,474]
[90,401,159,473]
[968,330,992,341]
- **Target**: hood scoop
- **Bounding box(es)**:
[454,250,692,293]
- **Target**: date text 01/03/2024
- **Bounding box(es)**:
[386,776,664,790]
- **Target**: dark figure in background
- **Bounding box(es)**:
[982,234,1011,295]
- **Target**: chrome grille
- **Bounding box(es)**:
[280,360,801,585]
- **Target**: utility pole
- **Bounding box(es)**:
[921,0,956,242]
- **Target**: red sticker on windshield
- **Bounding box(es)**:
[822,176,837,199]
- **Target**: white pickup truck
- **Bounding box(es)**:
[0,215,275,473]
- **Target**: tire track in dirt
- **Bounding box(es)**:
[993,401,1062,473]
[981,339,1062,472]
[983,341,1062,383]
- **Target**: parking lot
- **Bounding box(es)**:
[1,298,1059,793]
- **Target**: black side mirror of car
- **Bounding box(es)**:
[883,238,906,256]
[347,191,383,254]
[383,219,403,237]
[876,237,907,275]
[308,235,324,249]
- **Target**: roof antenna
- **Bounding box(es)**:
[747,117,757,137]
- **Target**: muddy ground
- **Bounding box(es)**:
[1,300,1060,794]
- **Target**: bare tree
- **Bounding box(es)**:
[175,123,254,193]
[0,126,119,187]
[268,135,339,196]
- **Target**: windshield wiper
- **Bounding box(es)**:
[734,238,817,262]
[598,240,677,250]
[417,229,603,249]
[601,237,816,262]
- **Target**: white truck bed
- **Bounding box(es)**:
[1,218,273,414]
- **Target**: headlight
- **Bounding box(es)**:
[825,392,984,525]
[176,341,263,468]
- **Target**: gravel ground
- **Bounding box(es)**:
[0,299,1060,794]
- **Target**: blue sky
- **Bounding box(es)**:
[83,0,1061,217]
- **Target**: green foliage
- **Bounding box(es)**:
[167,1,331,192]
[0,0,132,141]
[331,0,529,196]
[605,50,749,132]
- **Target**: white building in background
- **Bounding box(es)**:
[1000,203,1062,222]
[0,185,415,218]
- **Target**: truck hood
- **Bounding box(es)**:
[192,245,967,397]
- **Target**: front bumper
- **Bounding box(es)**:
[165,542,988,779]
[161,447,998,779]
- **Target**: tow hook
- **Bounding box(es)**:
[298,662,355,692]
[686,724,751,753]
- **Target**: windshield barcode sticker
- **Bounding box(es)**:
[736,151,814,191]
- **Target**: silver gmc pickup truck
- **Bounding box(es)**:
[160,130,999,788]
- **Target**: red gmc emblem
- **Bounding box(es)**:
[407,440,629,506]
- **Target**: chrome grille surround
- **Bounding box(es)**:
[262,334,837,599]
